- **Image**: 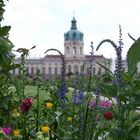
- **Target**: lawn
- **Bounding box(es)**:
[24,85,51,106]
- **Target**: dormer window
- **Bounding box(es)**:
[73,32,76,39]
[80,33,83,40]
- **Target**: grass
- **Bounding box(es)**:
[24,85,51,105]
[9,85,51,106]
[25,85,49,98]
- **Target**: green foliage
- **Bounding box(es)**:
[127,37,140,75]
[0,0,6,22]
[0,25,11,36]
[0,1,15,75]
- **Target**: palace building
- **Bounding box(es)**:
[13,17,112,79]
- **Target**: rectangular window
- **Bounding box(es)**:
[55,67,57,75]
[48,67,52,75]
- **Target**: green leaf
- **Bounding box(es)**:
[127,37,140,75]
[0,26,11,36]
[128,126,139,135]
[8,64,21,70]
[0,6,5,22]
[132,114,140,123]
[0,37,12,51]
[96,61,113,76]
[110,127,126,138]
[97,83,117,98]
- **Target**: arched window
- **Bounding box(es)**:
[48,67,52,75]
[68,65,72,73]
[55,67,58,75]
[73,47,76,55]
[48,67,52,79]
[73,65,79,74]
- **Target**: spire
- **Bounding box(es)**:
[71,17,77,30]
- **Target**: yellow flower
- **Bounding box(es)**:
[13,129,20,137]
[41,126,50,133]
[67,117,72,123]
[12,112,20,118]
[46,102,53,109]
[12,109,20,118]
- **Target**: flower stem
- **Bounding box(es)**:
[82,95,90,140]
[36,85,40,132]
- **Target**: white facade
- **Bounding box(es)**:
[13,17,112,79]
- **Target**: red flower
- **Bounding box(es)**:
[20,97,33,112]
[103,111,113,120]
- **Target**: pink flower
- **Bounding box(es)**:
[20,97,33,112]
[88,101,97,108]
[101,100,110,108]
[2,127,12,135]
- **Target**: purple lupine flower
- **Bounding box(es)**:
[2,127,12,135]
[95,89,100,95]
[59,83,66,103]
[72,90,84,105]
[114,25,124,86]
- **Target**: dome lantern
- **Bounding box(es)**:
[64,17,83,41]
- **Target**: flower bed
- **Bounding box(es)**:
[0,1,140,140]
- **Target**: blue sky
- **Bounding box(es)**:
[2,0,140,59]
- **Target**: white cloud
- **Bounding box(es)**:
[2,0,140,59]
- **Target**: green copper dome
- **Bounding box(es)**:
[64,17,83,41]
